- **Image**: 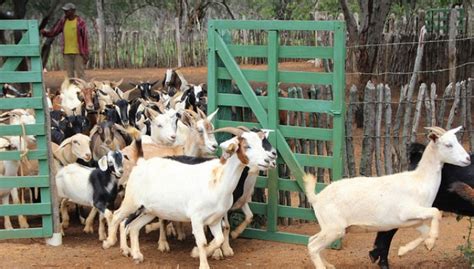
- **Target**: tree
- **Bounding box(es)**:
[96,0,105,69]
[340,0,395,127]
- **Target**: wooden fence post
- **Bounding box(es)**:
[375,84,384,176]
[383,84,393,175]
[467,78,474,151]
[460,81,467,141]
[360,81,375,176]
[446,82,461,130]
[411,83,426,143]
[346,85,357,177]
[392,84,408,172]
[448,8,459,84]
[437,83,454,125]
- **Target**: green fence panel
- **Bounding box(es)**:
[207,20,346,246]
[0,20,53,240]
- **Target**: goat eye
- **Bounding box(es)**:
[245,145,251,150]
[157,124,163,128]
[198,129,204,133]
[445,143,453,148]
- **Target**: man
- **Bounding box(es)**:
[41,3,89,79]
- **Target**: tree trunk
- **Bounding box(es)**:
[175,17,182,67]
[340,0,395,127]
[96,0,106,69]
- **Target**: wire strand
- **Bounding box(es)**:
[346,35,474,49]
[346,61,474,76]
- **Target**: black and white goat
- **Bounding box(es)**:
[100,99,130,127]
[173,84,207,113]
[128,81,160,102]
[55,150,126,240]
[369,142,474,269]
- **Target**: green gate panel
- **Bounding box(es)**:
[208,20,346,246]
[0,20,53,240]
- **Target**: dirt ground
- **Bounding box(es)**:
[0,64,471,268]
[0,215,471,268]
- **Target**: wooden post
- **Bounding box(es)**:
[411,83,426,143]
[96,0,106,69]
[346,85,357,177]
[401,26,426,169]
[424,83,433,127]
[467,78,474,151]
[448,8,458,84]
[437,83,453,126]
[392,84,407,172]
[383,84,393,175]
[446,82,461,130]
[460,81,467,141]
[360,81,375,176]
[175,17,182,67]
[375,84,384,176]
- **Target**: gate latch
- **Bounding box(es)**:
[329,110,341,116]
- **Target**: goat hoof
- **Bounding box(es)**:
[158,241,170,252]
[145,224,154,234]
[398,246,409,257]
[230,231,239,239]
[212,249,224,260]
[368,250,379,263]
[177,233,186,241]
[424,238,436,251]
[166,223,177,237]
[62,222,70,229]
[102,239,115,249]
[4,225,13,230]
[121,247,131,257]
[132,252,144,263]
[191,247,199,258]
[222,246,234,257]
[83,225,94,234]
[198,264,210,269]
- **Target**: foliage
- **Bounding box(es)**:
[457,216,474,266]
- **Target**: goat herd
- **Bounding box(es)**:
[1,69,474,269]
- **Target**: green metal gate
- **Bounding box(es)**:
[0,20,53,239]
[207,20,345,245]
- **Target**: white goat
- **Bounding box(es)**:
[0,109,37,229]
[51,134,92,231]
[103,127,273,269]
[303,126,471,269]
[59,78,83,116]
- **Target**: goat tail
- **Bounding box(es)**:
[303,173,318,204]
[122,126,143,158]
[448,182,474,204]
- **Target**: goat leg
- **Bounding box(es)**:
[2,195,13,229]
[83,207,98,234]
[158,219,170,252]
[231,203,253,239]
[11,188,29,228]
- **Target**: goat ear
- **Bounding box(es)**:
[450,126,463,134]
[98,156,108,172]
[428,132,440,142]
[151,80,159,87]
[112,78,124,88]
[261,129,273,138]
